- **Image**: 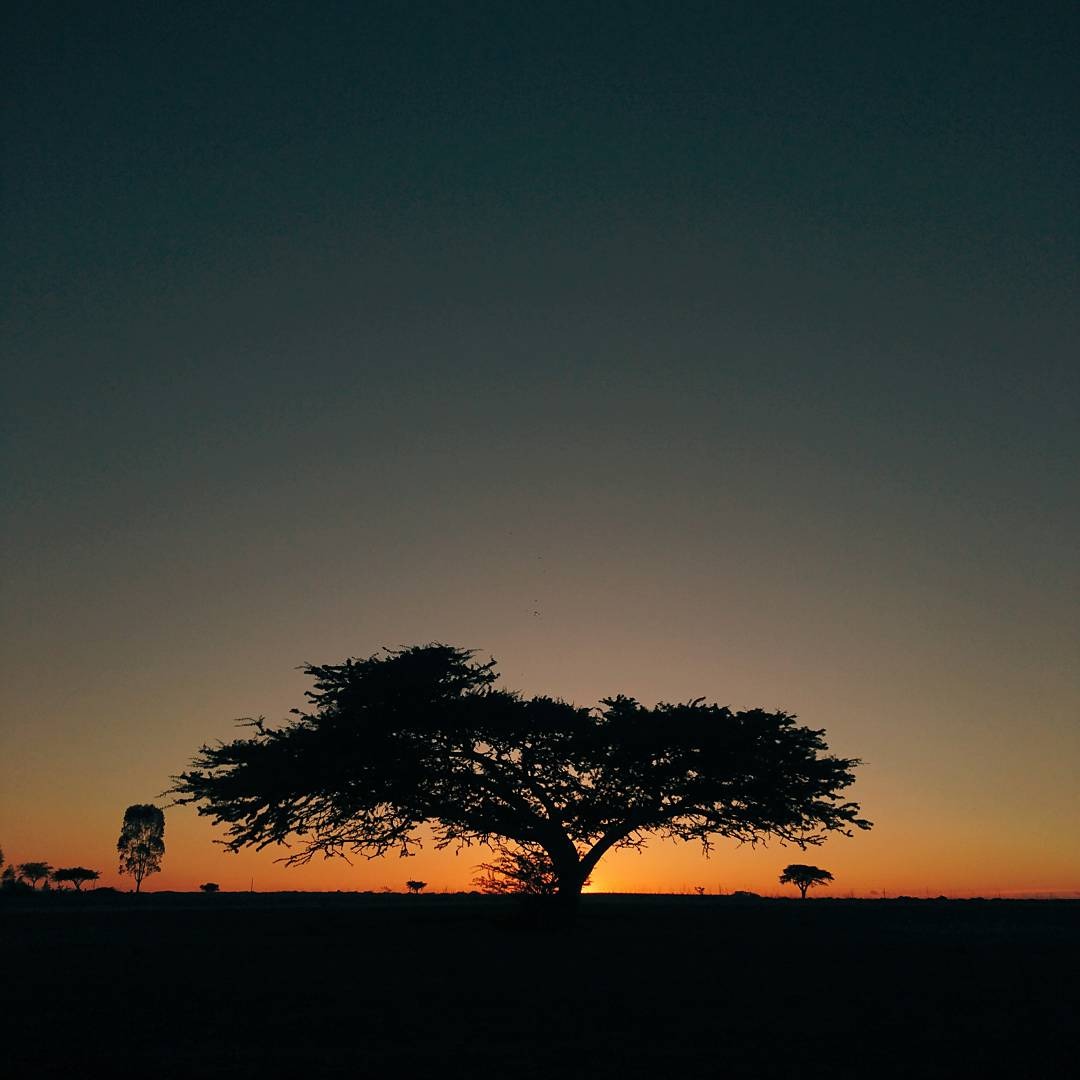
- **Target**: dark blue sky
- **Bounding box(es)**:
[3,2,1078,892]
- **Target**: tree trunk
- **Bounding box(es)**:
[551,864,587,926]
[798,884,808,899]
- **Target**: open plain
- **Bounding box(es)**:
[3,893,1076,1078]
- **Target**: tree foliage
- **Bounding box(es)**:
[473,842,570,896]
[404,880,427,894]
[779,863,834,898]
[52,867,101,891]
[118,804,165,892]
[199,882,220,893]
[18,862,53,889]
[171,645,870,910]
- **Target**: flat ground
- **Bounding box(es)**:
[3,894,1076,1078]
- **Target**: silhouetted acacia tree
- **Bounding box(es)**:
[171,645,870,918]
[18,862,53,889]
[405,880,427,894]
[52,867,100,891]
[117,805,165,892]
[780,864,834,899]
[199,882,220,893]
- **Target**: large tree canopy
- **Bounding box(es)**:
[171,645,871,907]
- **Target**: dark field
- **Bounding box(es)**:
[4,894,1077,1078]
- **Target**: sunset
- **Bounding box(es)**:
[3,2,1077,1076]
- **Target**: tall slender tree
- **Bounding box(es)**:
[117,805,165,892]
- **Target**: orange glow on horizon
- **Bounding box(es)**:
[4,635,1077,904]
[8,802,1077,900]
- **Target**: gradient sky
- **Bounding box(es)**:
[3,3,1077,897]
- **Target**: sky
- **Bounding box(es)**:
[2,2,1077,897]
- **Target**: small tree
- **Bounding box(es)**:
[404,880,427,894]
[117,805,165,892]
[52,867,100,891]
[199,882,220,893]
[473,842,583,896]
[18,862,53,889]
[779,864,834,899]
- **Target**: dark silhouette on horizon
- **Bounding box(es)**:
[171,644,870,918]
[405,880,427,894]
[117,804,165,893]
[780,864,835,899]
[16,861,53,890]
[51,867,100,890]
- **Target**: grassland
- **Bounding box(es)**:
[3,893,1076,1078]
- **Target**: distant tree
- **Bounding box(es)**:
[1,865,16,890]
[199,882,220,893]
[171,645,870,920]
[117,805,165,892]
[779,864,834,899]
[404,880,427,894]
[18,862,53,889]
[52,867,100,891]
[693,886,706,896]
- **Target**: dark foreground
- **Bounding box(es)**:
[3,894,1076,1079]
